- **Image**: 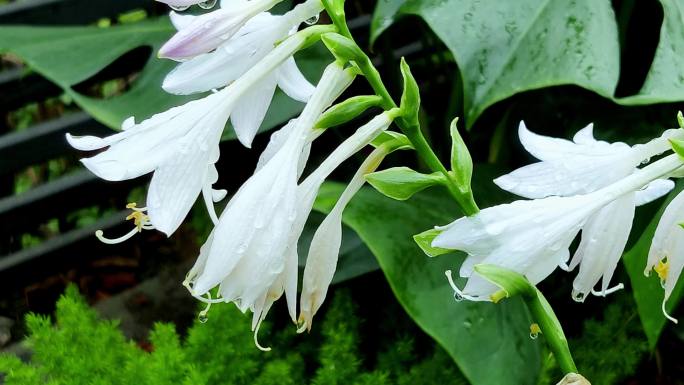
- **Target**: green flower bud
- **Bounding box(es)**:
[366,167,445,201]
[316,95,383,129]
[399,57,420,128]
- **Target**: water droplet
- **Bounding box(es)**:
[529,332,539,340]
[305,14,320,25]
[453,292,464,302]
[198,0,217,9]
[170,4,190,11]
[198,313,209,323]
[571,290,586,302]
[641,157,651,165]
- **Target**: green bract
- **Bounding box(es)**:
[412,228,451,258]
[399,58,420,129]
[449,118,473,194]
[365,167,445,201]
[320,33,365,63]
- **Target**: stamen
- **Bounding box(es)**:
[253,315,271,352]
[445,270,480,302]
[202,184,220,225]
[95,228,139,244]
[655,258,669,285]
[591,283,624,297]
[662,298,678,324]
[95,203,154,244]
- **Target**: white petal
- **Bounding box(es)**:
[572,123,595,145]
[647,190,684,274]
[277,57,315,102]
[169,11,197,30]
[230,73,278,147]
[635,179,675,206]
[569,195,635,301]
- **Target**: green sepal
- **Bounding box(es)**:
[399,57,420,128]
[315,95,383,129]
[321,32,364,63]
[365,167,445,201]
[670,138,684,159]
[371,130,412,150]
[678,111,684,128]
[412,228,451,257]
[472,264,536,302]
[449,118,473,192]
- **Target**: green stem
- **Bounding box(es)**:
[320,1,479,215]
[527,290,578,374]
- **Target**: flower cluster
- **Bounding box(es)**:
[433,121,684,321]
[67,0,402,347]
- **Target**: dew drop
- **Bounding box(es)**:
[529,332,539,340]
[198,0,217,9]
[453,292,464,302]
[198,313,209,323]
[170,4,190,11]
[571,289,586,302]
[305,14,320,25]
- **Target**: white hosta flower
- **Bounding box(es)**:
[184,62,355,349]
[158,0,284,60]
[67,91,232,237]
[163,2,323,147]
[646,190,684,323]
[298,146,387,332]
[436,153,684,301]
[163,1,322,95]
[494,123,678,301]
[68,24,313,240]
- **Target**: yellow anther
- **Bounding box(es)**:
[125,203,149,232]
[530,323,541,336]
[655,258,670,282]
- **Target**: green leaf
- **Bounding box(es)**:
[618,0,684,105]
[0,19,328,137]
[372,0,620,126]
[365,166,444,201]
[313,181,541,385]
[623,182,684,348]
[370,0,408,45]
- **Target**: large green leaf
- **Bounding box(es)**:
[313,181,541,385]
[371,0,620,127]
[623,182,684,348]
[619,0,684,105]
[0,18,329,136]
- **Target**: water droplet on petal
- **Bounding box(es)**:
[571,289,586,302]
[170,4,190,11]
[198,0,217,9]
[305,14,320,25]
[453,292,464,302]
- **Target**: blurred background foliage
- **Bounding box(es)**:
[1,0,684,384]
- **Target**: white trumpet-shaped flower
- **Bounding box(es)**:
[158,0,284,60]
[494,123,678,301]
[646,189,684,323]
[67,91,231,237]
[184,62,356,349]
[436,153,684,302]
[163,1,323,147]
[298,146,387,332]
[68,24,314,240]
